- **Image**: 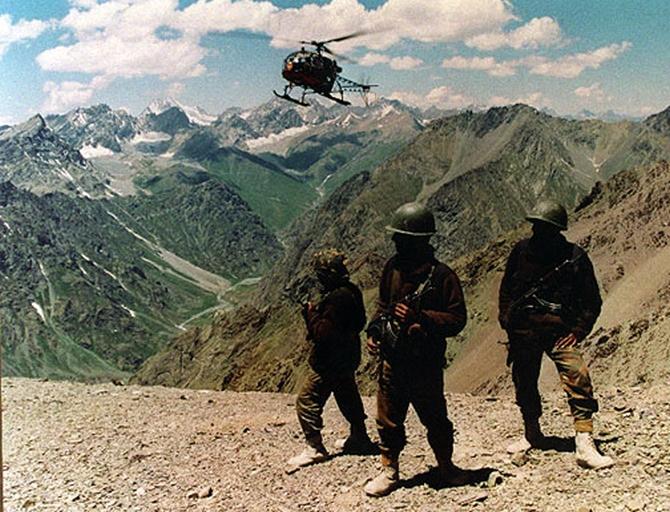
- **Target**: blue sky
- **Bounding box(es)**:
[0,0,668,124]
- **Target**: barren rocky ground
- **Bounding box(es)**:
[3,377,670,511]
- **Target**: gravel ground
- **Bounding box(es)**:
[3,378,670,511]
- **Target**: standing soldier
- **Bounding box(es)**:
[364,203,469,497]
[499,199,614,469]
[287,249,375,471]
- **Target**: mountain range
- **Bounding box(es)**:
[131,102,670,393]
[2,95,669,386]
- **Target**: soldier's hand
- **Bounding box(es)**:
[366,336,380,356]
[554,332,578,350]
[394,303,418,323]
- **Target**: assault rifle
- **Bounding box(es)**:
[367,267,436,358]
[507,251,584,324]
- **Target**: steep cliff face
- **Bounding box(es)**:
[133,105,670,393]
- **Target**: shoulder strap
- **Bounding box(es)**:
[416,265,436,296]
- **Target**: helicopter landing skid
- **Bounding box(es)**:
[273,90,310,107]
[320,93,351,106]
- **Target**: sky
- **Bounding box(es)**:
[0,0,669,125]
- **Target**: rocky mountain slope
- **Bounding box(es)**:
[4,377,669,511]
[444,159,670,394]
[46,104,138,154]
[0,173,280,380]
[0,115,107,196]
[133,106,670,393]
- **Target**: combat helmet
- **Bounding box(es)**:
[311,248,348,279]
[525,199,568,231]
[385,202,436,236]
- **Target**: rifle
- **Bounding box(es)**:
[506,250,584,325]
[366,266,436,359]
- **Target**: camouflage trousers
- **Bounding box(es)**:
[376,360,454,463]
[296,369,367,446]
[508,335,599,432]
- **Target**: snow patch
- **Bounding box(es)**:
[131,131,172,144]
[76,187,93,199]
[0,215,11,232]
[106,210,152,245]
[379,104,397,118]
[80,144,114,159]
[144,97,216,125]
[120,304,136,318]
[58,168,75,182]
[245,125,310,150]
[31,302,46,323]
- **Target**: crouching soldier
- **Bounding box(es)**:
[499,199,614,469]
[364,203,470,497]
[287,249,375,470]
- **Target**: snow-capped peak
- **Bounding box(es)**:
[143,97,216,126]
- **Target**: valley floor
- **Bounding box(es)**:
[3,378,669,511]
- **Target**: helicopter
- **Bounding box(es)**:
[273,32,377,107]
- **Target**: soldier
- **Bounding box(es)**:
[364,202,469,497]
[287,249,375,471]
[499,199,614,469]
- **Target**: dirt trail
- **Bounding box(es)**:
[4,378,669,511]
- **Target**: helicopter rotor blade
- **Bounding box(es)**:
[320,30,369,44]
[320,46,357,64]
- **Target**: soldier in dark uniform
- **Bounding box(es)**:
[287,249,375,470]
[364,203,470,497]
[499,200,614,469]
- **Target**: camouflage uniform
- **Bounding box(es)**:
[499,235,602,432]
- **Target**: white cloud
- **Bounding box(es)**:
[488,91,550,109]
[166,82,185,98]
[389,86,474,110]
[359,52,423,70]
[0,115,17,126]
[359,52,390,66]
[0,14,49,57]
[574,83,611,103]
[389,56,423,70]
[443,42,631,79]
[69,0,100,8]
[41,75,112,113]
[525,42,631,78]
[442,56,517,77]
[466,17,563,51]
[38,36,206,79]
[39,0,518,81]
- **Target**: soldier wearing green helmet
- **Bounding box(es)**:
[364,202,470,497]
[499,199,614,470]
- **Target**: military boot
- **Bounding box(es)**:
[575,432,614,469]
[506,417,545,453]
[286,437,329,469]
[334,423,377,454]
[364,454,399,497]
